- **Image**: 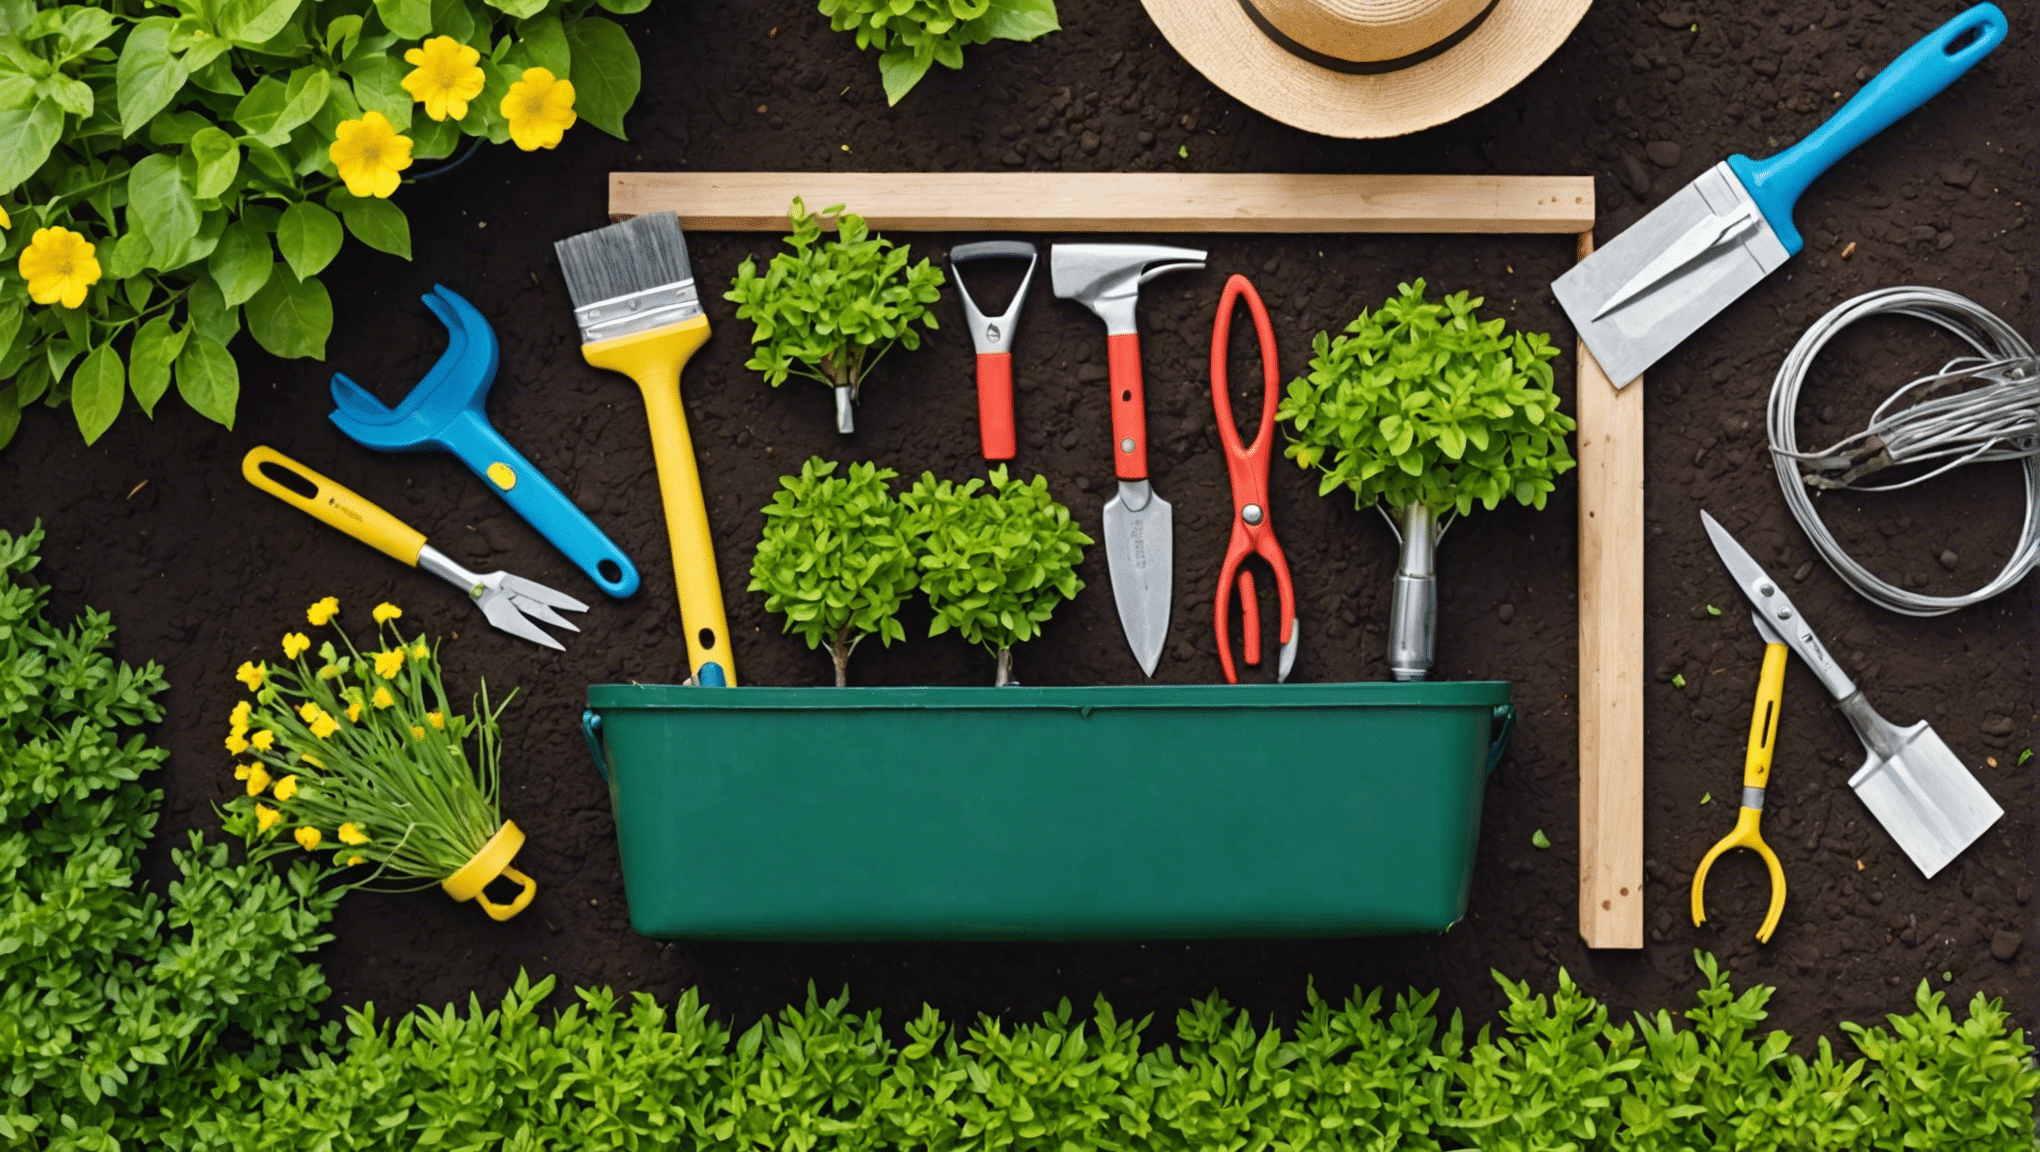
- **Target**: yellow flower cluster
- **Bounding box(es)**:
[308,597,340,626]
[373,602,403,624]
[401,37,485,122]
[18,226,100,309]
[236,662,266,690]
[329,111,412,199]
[282,632,310,659]
[503,67,576,151]
[374,650,405,679]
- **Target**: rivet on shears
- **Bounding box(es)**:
[1242,503,1263,525]
[1120,438,1136,453]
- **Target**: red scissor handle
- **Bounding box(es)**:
[1211,275,1294,683]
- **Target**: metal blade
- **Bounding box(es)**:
[506,593,582,633]
[1847,725,2004,878]
[1590,199,1761,320]
[495,573,590,613]
[1701,511,1856,702]
[1553,162,1792,385]
[476,589,566,651]
[1102,480,1172,677]
[1276,616,1299,682]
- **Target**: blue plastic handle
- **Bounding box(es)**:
[581,710,609,783]
[1728,3,2006,255]
[438,411,640,598]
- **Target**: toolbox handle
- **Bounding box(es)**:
[581,710,609,784]
[1484,704,1517,778]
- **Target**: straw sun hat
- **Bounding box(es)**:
[1140,0,1595,138]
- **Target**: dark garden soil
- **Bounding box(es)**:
[2,0,2035,1049]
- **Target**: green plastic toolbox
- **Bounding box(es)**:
[581,681,1513,939]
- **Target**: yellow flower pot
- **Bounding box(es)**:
[440,820,536,920]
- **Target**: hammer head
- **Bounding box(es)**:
[1051,244,1206,334]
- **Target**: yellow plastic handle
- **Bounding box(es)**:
[242,446,427,567]
[1742,642,1788,788]
[581,315,737,684]
[441,821,537,920]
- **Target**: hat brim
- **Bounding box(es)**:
[1139,0,1595,138]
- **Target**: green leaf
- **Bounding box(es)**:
[1531,828,1551,850]
[430,0,478,42]
[215,0,303,45]
[343,47,412,129]
[232,76,287,136]
[128,317,186,417]
[515,14,570,74]
[373,0,432,39]
[126,153,201,269]
[71,344,124,445]
[0,382,17,450]
[338,196,409,258]
[0,99,59,195]
[976,0,1061,41]
[186,126,239,199]
[274,66,333,136]
[187,273,241,344]
[208,222,273,306]
[1706,604,1722,616]
[1700,791,1712,805]
[593,0,651,14]
[1671,673,1686,688]
[245,263,332,359]
[565,16,639,139]
[117,19,188,136]
[877,46,934,105]
[276,201,343,280]
[175,333,239,426]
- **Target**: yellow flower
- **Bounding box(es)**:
[346,700,362,723]
[236,662,266,690]
[298,701,322,723]
[307,597,340,626]
[501,67,576,152]
[225,732,250,755]
[0,205,10,229]
[338,822,370,845]
[328,111,413,199]
[18,226,101,308]
[410,726,425,739]
[373,602,403,625]
[295,826,322,851]
[245,765,272,796]
[310,712,339,739]
[230,700,252,733]
[273,775,298,802]
[426,711,445,730]
[233,762,253,781]
[251,729,275,751]
[256,804,281,833]
[401,36,486,122]
[282,632,310,659]
[411,642,429,661]
[346,855,367,867]
[372,686,395,709]
[299,753,324,768]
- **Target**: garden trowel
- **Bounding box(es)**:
[1553,4,2007,385]
[1702,511,2002,878]
[1051,243,1206,676]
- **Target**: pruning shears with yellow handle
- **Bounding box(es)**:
[1690,612,1790,943]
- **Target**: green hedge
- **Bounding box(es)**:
[3,521,2035,1152]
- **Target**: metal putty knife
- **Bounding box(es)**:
[1554,4,2008,385]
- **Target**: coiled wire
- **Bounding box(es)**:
[1766,286,2040,616]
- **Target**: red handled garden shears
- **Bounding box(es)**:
[1210,274,1297,683]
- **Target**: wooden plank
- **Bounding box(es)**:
[1574,230,1645,950]
[609,172,1596,233]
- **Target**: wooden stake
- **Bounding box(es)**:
[1575,231,1645,950]
[609,172,1595,234]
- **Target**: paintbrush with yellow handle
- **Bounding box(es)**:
[555,212,733,685]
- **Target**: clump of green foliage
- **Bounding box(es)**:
[817,0,1059,104]
[0,0,648,452]
[902,465,1088,685]
[725,197,945,433]
[750,456,919,687]
[1279,279,1575,517]
[0,523,341,1148]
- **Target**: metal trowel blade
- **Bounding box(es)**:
[1102,481,1172,677]
[1847,722,2003,878]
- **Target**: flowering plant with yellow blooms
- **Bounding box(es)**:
[222,597,538,919]
[0,0,647,455]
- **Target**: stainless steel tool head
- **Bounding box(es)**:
[1701,511,1855,701]
[1051,244,1206,333]
[1102,480,1172,677]
[949,241,1038,356]
[1553,163,1791,386]
[1846,719,2003,879]
[419,545,588,651]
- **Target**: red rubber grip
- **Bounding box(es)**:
[1107,332,1146,480]
[975,352,1015,461]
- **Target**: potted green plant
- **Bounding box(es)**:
[901,465,1088,686]
[749,456,918,687]
[724,197,945,434]
[1278,280,1575,680]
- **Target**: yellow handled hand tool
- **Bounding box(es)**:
[554,212,735,686]
[1690,622,1789,942]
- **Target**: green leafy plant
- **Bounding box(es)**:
[0,0,647,452]
[902,465,1088,685]
[749,456,919,686]
[1279,279,1574,681]
[725,197,945,434]
[817,0,1058,105]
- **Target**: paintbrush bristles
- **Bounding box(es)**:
[554,212,695,307]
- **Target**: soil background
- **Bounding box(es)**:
[3,0,2036,1050]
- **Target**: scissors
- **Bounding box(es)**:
[1690,610,1790,942]
[1209,274,1297,683]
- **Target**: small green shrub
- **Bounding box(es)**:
[749,456,918,686]
[902,464,1088,685]
[817,0,1059,104]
